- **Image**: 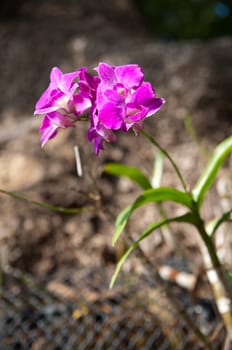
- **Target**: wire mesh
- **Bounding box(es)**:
[0,268,224,350]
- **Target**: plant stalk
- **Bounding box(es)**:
[193,205,232,342]
[128,236,216,350]
[141,130,188,193]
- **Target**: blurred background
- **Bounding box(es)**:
[1,0,232,39]
[135,0,232,39]
[0,1,231,348]
[1,0,232,40]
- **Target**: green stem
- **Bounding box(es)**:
[129,237,216,350]
[193,204,230,284]
[192,203,232,341]
[210,209,232,237]
[0,189,94,214]
[141,130,188,193]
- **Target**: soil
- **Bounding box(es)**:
[0,0,231,294]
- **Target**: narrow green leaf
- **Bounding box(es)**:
[151,150,164,188]
[227,271,232,284]
[0,189,94,214]
[104,163,151,190]
[113,187,193,245]
[193,135,232,206]
[141,129,188,192]
[110,212,194,288]
[206,209,232,237]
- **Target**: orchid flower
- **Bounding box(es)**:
[94,63,165,133]
[34,67,98,146]
[34,63,165,153]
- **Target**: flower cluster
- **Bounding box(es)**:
[34,63,165,155]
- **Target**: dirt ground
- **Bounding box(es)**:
[0,0,231,293]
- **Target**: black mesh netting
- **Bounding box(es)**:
[0,268,224,350]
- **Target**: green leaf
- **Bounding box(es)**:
[193,135,232,206]
[206,209,232,237]
[113,187,193,245]
[151,150,164,188]
[110,212,195,288]
[227,271,232,284]
[0,189,94,214]
[105,163,152,190]
[141,129,188,192]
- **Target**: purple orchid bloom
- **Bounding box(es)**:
[94,62,165,134]
[34,66,98,146]
[39,111,75,147]
[75,67,100,115]
[35,67,80,116]
[34,63,165,154]
[87,108,117,155]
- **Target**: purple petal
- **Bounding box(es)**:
[78,81,91,96]
[103,89,125,105]
[98,102,124,130]
[146,97,165,116]
[60,72,79,93]
[87,127,104,155]
[93,136,104,155]
[115,64,144,89]
[87,118,117,155]
[78,67,100,91]
[39,111,75,147]
[95,123,117,143]
[39,116,58,147]
[34,84,63,114]
[39,114,51,132]
[41,127,58,147]
[126,103,147,122]
[34,86,52,114]
[50,66,79,94]
[73,94,92,114]
[50,67,63,86]
[35,105,58,115]
[128,82,155,105]
[46,111,75,128]
[95,88,106,108]
[129,82,165,116]
[96,63,116,86]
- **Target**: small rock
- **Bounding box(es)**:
[0,153,44,190]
